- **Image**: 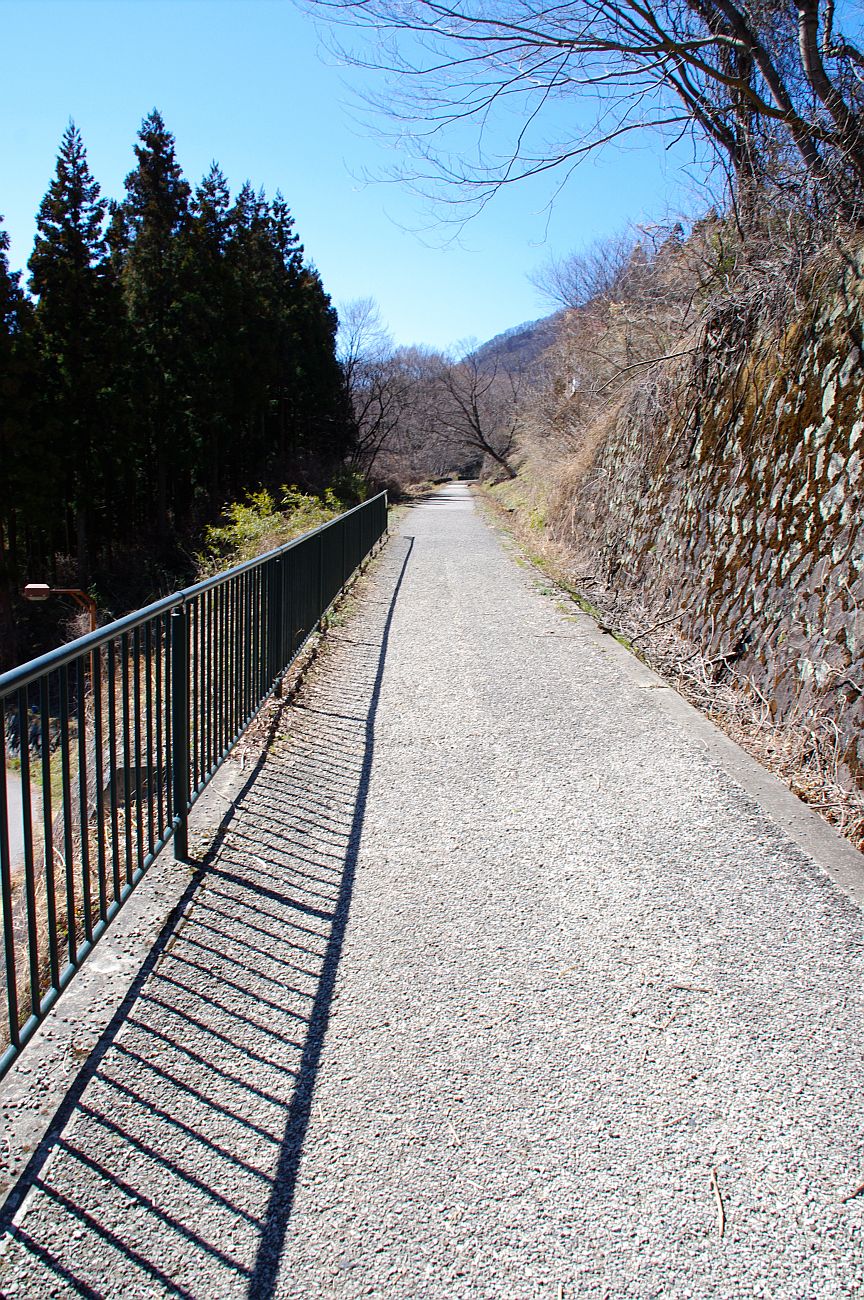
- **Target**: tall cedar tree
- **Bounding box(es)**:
[0,220,33,666]
[227,182,283,489]
[28,122,111,581]
[121,110,192,543]
[268,190,352,475]
[185,163,237,512]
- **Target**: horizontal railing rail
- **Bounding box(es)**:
[0,491,388,1078]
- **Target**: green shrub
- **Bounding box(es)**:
[198,485,345,572]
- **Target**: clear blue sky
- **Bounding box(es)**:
[1,0,706,350]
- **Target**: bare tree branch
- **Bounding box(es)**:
[302,0,864,220]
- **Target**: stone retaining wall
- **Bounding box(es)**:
[554,248,864,782]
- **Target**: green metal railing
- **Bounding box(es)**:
[0,492,388,1078]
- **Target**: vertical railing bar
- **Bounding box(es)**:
[190,601,198,791]
[107,641,121,904]
[282,552,289,669]
[260,566,266,694]
[198,594,205,781]
[76,658,92,946]
[201,595,207,780]
[144,622,155,856]
[287,548,295,662]
[157,618,167,835]
[225,581,232,746]
[214,586,221,761]
[271,558,281,689]
[206,589,213,775]
[232,577,239,743]
[198,597,205,786]
[255,568,260,703]
[258,567,264,698]
[40,675,59,990]
[236,574,243,736]
[203,593,211,777]
[254,568,261,701]
[192,601,198,790]
[165,613,173,828]
[342,515,347,592]
[226,582,232,750]
[231,577,237,743]
[266,564,271,687]
[258,567,265,698]
[133,627,144,877]
[224,581,231,746]
[17,687,39,1017]
[265,565,271,693]
[196,599,203,785]
[0,699,20,1047]
[255,567,260,701]
[170,606,189,862]
[92,647,107,924]
[318,531,324,629]
[248,569,253,716]
[242,571,249,724]
[58,666,76,966]
[120,634,133,886]
[245,572,252,720]
[218,585,226,759]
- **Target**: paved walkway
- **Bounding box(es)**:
[1,484,863,1298]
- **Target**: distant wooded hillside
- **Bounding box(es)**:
[471,313,565,373]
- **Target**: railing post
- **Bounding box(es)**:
[170,604,189,862]
[341,516,347,592]
[271,557,284,697]
[318,530,325,631]
[0,703,19,1049]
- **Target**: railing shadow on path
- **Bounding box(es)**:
[0,534,415,1300]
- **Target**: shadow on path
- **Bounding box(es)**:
[247,534,413,1298]
[0,536,414,1299]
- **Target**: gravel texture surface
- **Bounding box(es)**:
[0,482,863,1298]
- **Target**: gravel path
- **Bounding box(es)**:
[1,482,863,1298]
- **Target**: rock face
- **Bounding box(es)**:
[554,248,864,784]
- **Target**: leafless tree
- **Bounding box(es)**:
[304,0,864,219]
[338,298,415,474]
[437,352,522,477]
[338,313,463,480]
[531,231,644,311]
[381,345,456,478]
[339,296,391,386]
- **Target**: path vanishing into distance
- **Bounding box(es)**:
[1,482,863,1298]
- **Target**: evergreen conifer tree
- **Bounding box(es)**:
[185,163,238,511]
[120,110,192,540]
[0,218,34,665]
[28,121,112,579]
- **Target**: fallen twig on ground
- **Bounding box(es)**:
[630,612,683,643]
[710,1168,726,1240]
